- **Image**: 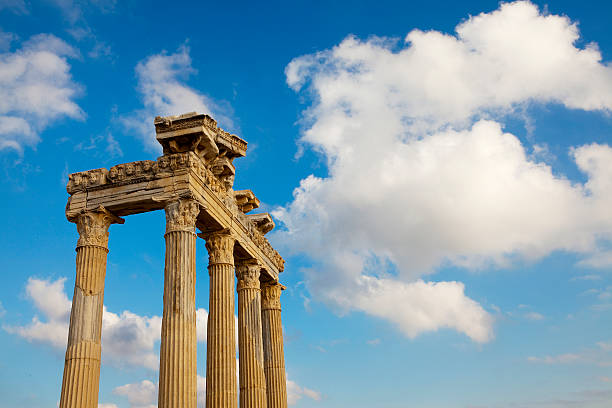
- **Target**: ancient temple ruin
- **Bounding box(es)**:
[59,112,288,408]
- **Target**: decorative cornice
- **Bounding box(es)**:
[202,230,235,266]
[165,199,199,233]
[71,207,124,248]
[261,282,285,311]
[236,261,261,291]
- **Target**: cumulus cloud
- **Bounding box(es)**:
[3,277,71,348]
[274,0,612,343]
[0,33,83,153]
[123,45,233,151]
[4,277,209,370]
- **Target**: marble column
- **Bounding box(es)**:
[236,261,266,408]
[59,207,123,408]
[158,199,200,408]
[204,231,238,408]
[261,282,288,408]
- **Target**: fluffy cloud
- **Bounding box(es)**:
[3,277,71,348]
[275,1,612,342]
[114,374,317,408]
[4,277,209,370]
[124,45,233,151]
[287,377,321,406]
[0,33,83,153]
[114,380,157,408]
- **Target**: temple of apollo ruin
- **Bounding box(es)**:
[59,112,288,408]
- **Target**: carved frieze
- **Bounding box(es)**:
[165,199,200,233]
[72,207,124,248]
[236,262,261,291]
[107,160,156,183]
[67,168,108,194]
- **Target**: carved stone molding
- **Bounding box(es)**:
[72,207,124,248]
[165,199,199,233]
[203,230,235,266]
[261,282,285,311]
[236,261,261,291]
[66,168,108,194]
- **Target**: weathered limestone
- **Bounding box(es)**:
[59,207,123,408]
[236,261,267,408]
[204,231,238,408]
[61,112,288,408]
[261,282,288,408]
[158,199,200,408]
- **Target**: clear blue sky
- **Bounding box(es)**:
[1,1,612,407]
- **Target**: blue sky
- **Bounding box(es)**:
[1,0,612,407]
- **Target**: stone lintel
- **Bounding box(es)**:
[65,154,283,280]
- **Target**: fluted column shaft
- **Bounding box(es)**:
[158,199,200,408]
[237,262,266,408]
[261,282,288,408]
[204,231,237,408]
[59,207,123,408]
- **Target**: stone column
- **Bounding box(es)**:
[59,207,123,408]
[261,282,288,408]
[158,199,200,408]
[236,261,266,408]
[204,231,238,408]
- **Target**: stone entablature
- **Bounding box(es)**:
[65,115,285,277]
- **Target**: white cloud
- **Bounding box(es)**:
[0,0,28,14]
[197,375,206,408]
[274,1,612,343]
[124,45,233,151]
[98,404,119,408]
[3,277,71,348]
[102,308,162,370]
[114,380,157,408]
[528,341,612,366]
[287,376,321,406]
[4,277,209,370]
[0,33,83,153]
[527,353,581,364]
[48,0,116,25]
[196,308,208,342]
[524,312,545,321]
[110,372,313,407]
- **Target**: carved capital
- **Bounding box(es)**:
[165,199,199,233]
[236,261,261,291]
[261,282,285,310]
[72,207,124,248]
[203,230,234,266]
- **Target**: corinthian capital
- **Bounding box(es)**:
[73,207,124,248]
[165,199,200,233]
[261,282,285,310]
[236,261,261,291]
[202,230,234,265]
